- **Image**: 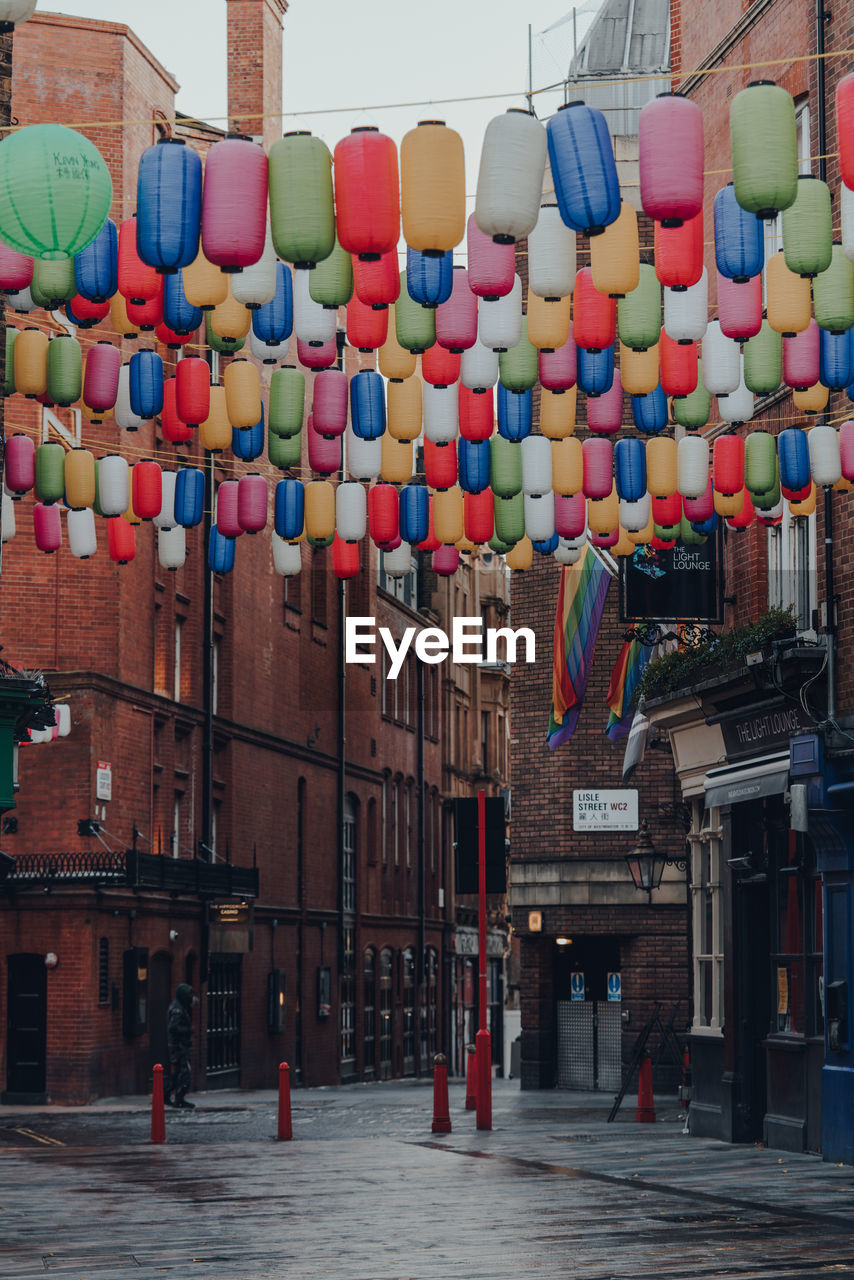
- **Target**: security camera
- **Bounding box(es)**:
[169,929,179,942]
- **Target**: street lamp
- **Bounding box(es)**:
[625,821,667,901]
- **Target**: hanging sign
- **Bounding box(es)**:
[96,760,112,801]
[620,531,723,623]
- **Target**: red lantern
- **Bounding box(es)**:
[717,272,762,342]
[216,480,242,537]
[467,213,515,299]
[307,413,342,474]
[649,533,676,550]
[108,516,136,564]
[126,278,163,331]
[175,357,211,426]
[436,267,477,351]
[334,128,400,260]
[118,218,160,304]
[652,491,682,527]
[368,482,399,545]
[660,332,698,397]
[727,489,755,530]
[582,437,613,500]
[713,434,745,496]
[555,492,586,538]
[683,476,714,522]
[132,460,162,520]
[654,210,704,288]
[591,528,619,548]
[313,369,349,437]
[346,292,388,350]
[201,137,268,271]
[573,268,616,352]
[422,342,461,387]
[464,488,494,543]
[83,341,120,419]
[237,473,268,533]
[352,249,400,307]
[69,294,109,326]
[155,320,187,349]
[332,533,360,578]
[539,329,577,391]
[161,378,193,443]
[837,73,854,190]
[783,320,820,390]
[586,369,623,433]
[781,479,812,502]
[298,336,337,369]
[0,241,33,292]
[424,439,457,490]
[459,385,493,442]
[418,497,442,551]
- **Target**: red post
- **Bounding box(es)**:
[277,1061,293,1140]
[681,1045,690,1110]
[475,787,492,1131]
[151,1063,165,1144]
[465,1042,477,1110]
[431,1053,452,1133]
[636,1052,656,1123]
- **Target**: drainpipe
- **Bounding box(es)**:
[417,658,426,1060]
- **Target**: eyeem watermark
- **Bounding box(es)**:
[345,617,536,679]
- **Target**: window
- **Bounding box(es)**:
[379,948,393,1078]
[402,948,416,1075]
[381,775,389,866]
[690,800,724,1031]
[363,949,376,1080]
[771,828,821,1038]
[392,778,401,867]
[343,795,356,913]
[311,549,327,626]
[366,798,378,866]
[497,713,505,777]
[768,508,816,635]
[481,711,490,774]
[405,782,413,870]
[153,602,167,696]
[173,618,184,702]
[421,947,438,1066]
[98,937,109,1005]
[340,967,355,1074]
[172,794,182,859]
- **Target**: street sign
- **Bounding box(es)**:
[96,760,112,802]
[570,972,585,1001]
[573,789,638,831]
[607,972,622,1002]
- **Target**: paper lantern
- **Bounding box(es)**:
[478,273,522,352]
[346,428,382,481]
[249,328,289,366]
[783,320,820,390]
[588,485,619,538]
[30,257,76,309]
[493,492,525,546]
[620,343,660,399]
[639,92,704,225]
[125,280,163,331]
[33,501,62,553]
[328,534,358,579]
[235,474,267,534]
[433,267,477,354]
[820,328,853,390]
[96,455,129,518]
[717,272,761,342]
[744,320,782,395]
[434,486,464,544]
[249,262,292,350]
[713,434,745,497]
[199,385,232,452]
[574,267,616,351]
[395,271,436,353]
[714,184,764,282]
[551,437,583,495]
[590,202,639,297]
[701,321,740,395]
[64,448,95,510]
[422,342,460,389]
[352,249,400,309]
[546,102,620,236]
[554,534,585,564]
[730,82,798,219]
[646,435,678,498]
[269,431,302,474]
[778,428,810,494]
[745,430,777,497]
[814,245,854,333]
[683,476,714,524]
[46,334,82,407]
[793,382,829,415]
[840,420,854,482]
[335,482,367,544]
[463,489,493,544]
[430,543,458,575]
[74,217,116,303]
[5,433,34,496]
[202,136,267,271]
[664,269,707,345]
[161,378,193,444]
[726,489,755,530]
[350,369,386,440]
[137,138,201,273]
[157,525,186,571]
[109,291,140,340]
[183,244,228,311]
[309,237,353,310]
[581,437,613,501]
[526,292,571,354]
[401,120,465,254]
[306,370,346,441]
[372,307,414,381]
[527,203,575,300]
[222,358,260,432]
[207,524,234,574]
[307,414,341,474]
[3,327,14,395]
[272,478,303,541]
[128,349,164,420]
[292,267,337,347]
[586,369,623,434]
[173,356,209,428]
[174,467,205,528]
[334,127,400,260]
[232,408,265,460]
[788,482,817,517]
[117,217,160,305]
[577,345,614,396]
[843,183,854,266]
[496,385,532,441]
[0,239,32,293]
[382,376,420,444]
[366,483,398,546]
[837,73,854,191]
[677,434,709,499]
[654,210,704,289]
[555,491,586,538]
[717,360,754,425]
[406,247,453,308]
[616,264,660,352]
[539,333,576,392]
[214,480,241,539]
[521,436,552,497]
[0,124,112,259]
[631,383,668,434]
[765,251,811,337]
[268,132,335,268]
[423,381,459,444]
[524,490,555,543]
[155,318,187,350]
[345,292,388,351]
[13,326,48,397]
[621,492,652,532]
[398,485,428,544]
[498,318,537,393]
[466,212,515,299]
[460,340,499,392]
[131,460,161,521]
[782,176,833,279]
[7,283,35,312]
[476,109,547,244]
[82,340,120,419]
[809,425,842,487]
[231,227,277,309]
[67,507,97,559]
[660,333,697,397]
[66,293,109,328]
[679,514,709,546]
[652,491,682,530]
[489,436,522,498]
[751,463,781,512]
[153,469,177,530]
[615,437,646,501]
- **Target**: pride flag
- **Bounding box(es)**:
[605,636,653,742]
[548,547,612,749]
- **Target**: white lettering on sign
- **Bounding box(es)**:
[345,616,535,675]
[572,789,638,831]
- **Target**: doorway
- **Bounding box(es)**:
[206,955,242,1088]
[554,937,622,1091]
[4,954,47,1102]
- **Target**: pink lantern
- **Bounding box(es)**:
[586,369,622,433]
[466,213,515,299]
[436,267,478,351]
[5,433,35,495]
[83,341,121,419]
[582,437,613,500]
[783,320,820,390]
[539,329,577,391]
[639,93,704,226]
[717,272,762,342]
[352,250,400,307]
[307,413,343,474]
[201,137,268,271]
[555,491,586,538]
[237,473,268,533]
[313,369,349,436]
[840,420,854,481]
[590,528,619,548]
[683,476,714,523]
[433,543,460,575]
[216,480,242,537]
[298,336,337,369]
[0,241,33,293]
[33,502,62,553]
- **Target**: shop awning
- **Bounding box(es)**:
[704,752,790,809]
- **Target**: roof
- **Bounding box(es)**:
[571,0,670,77]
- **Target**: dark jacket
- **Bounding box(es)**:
[167,986,193,1052]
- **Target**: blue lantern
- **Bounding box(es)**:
[458,438,491,493]
[399,484,429,544]
[631,383,668,434]
[497,385,533,441]
[819,327,853,390]
[275,478,305,540]
[174,467,205,527]
[532,531,559,554]
[615,438,647,501]
[232,407,265,461]
[691,513,718,537]
[75,218,117,303]
[577,345,614,396]
[546,102,620,236]
[136,138,202,273]
[713,184,764,282]
[163,272,203,337]
[209,524,235,574]
[129,349,164,419]
[778,427,811,492]
[253,262,294,346]
[350,369,386,439]
[406,247,453,308]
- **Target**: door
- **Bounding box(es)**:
[148,952,173,1078]
[5,954,47,1100]
[206,955,241,1089]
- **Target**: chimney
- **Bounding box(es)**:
[226,0,287,151]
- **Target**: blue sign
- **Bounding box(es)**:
[570,972,585,1002]
[607,972,622,1002]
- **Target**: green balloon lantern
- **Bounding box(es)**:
[743,321,782,396]
[493,491,525,545]
[730,82,798,220]
[745,430,777,497]
[617,264,661,352]
[269,366,306,438]
[268,132,335,269]
[34,440,66,503]
[0,124,112,260]
[46,334,82,406]
[499,316,538,392]
[679,515,706,547]
[309,237,354,309]
[489,534,515,555]
[268,429,302,470]
[31,256,77,309]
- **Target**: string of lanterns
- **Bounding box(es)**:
[3,79,854,579]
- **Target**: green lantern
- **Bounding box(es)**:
[31,257,76,309]
[493,491,525,545]
[395,271,435,353]
[489,435,522,498]
[730,82,797,219]
[269,366,306,438]
[0,124,112,260]
[92,458,104,518]
[499,316,538,392]
[4,327,16,396]
[268,428,302,470]
[307,532,334,549]
[743,321,782,396]
[813,245,854,333]
[205,313,245,355]
[46,334,82,406]
[489,534,515,555]
[673,359,711,429]
[617,264,661,352]
[745,430,777,496]
[34,441,65,502]
[752,469,781,510]
[654,521,680,542]
[679,515,706,546]
[268,132,335,269]
[782,177,832,279]
[309,237,353,309]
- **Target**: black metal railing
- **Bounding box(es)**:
[1,848,259,897]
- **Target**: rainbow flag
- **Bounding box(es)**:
[605,636,654,742]
[548,547,612,749]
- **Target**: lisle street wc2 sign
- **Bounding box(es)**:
[573,790,639,831]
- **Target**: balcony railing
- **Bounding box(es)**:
[1,848,259,897]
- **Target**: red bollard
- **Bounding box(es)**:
[465,1043,477,1110]
[681,1045,691,1109]
[475,1028,492,1131]
[431,1053,452,1133]
[636,1052,656,1123]
[151,1063,165,1144]
[277,1061,293,1141]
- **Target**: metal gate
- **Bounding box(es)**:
[557,1001,622,1091]
[206,956,241,1088]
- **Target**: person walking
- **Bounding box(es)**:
[166,983,196,1109]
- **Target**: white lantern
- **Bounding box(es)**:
[346,427,382,481]
[460,340,499,391]
[1,487,14,543]
[272,533,302,576]
[153,469,177,530]
[423,382,459,444]
[158,525,187,571]
[521,435,552,496]
[0,3,38,28]
[554,537,583,565]
[98,454,130,517]
[115,363,144,431]
[664,268,708,344]
[67,507,97,559]
[809,424,842,486]
[523,490,555,542]
[677,434,710,499]
[717,356,754,425]
[478,273,522,352]
[335,480,367,542]
[701,320,741,395]
[250,327,290,365]
[758,497,784,521]
[231,227,277,309]
[292,267,337,346]
[475,109,547,244]
[7,285,35,313]
[528,204,576,299]
[383,540,413,578]
[842,183,854,264]
[55,703,71,736]
[620,493,651,532]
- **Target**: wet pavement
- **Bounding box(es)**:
[2,1079,854,1278]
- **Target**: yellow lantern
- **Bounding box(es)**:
[506,535,533,570]
[456,533,476,554]
[401,121,466,253]
[551,436,583,495]
[526,291,571,351]
[539,385,577,439]
[713,486,745,518]
[210,282,252,343]
[613,526,636,556]
[627,512,654,544]
[793,382,829,415]
[64,448,95,510]
[646,435,678,497]
[381,433,413,484]
[619,342,660,397]
[433,484,464,544]
[109,291,140,341]
[183,244,228,311]
[834,476,854,492]
[200,385,233,452]
[304,479,336,539]
[123,494,142,525]
[224,358,262,429]
[387,376,422,441]
[379,306,417,380]
[13,327,49,398]
[590,203,640,297]
[587,482,619,536]
[789,481,817,517]
[766,250,812,335]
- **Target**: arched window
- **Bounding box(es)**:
[363,948,376,1081]
[402,947,416,1076]
[379,947,393,1079]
